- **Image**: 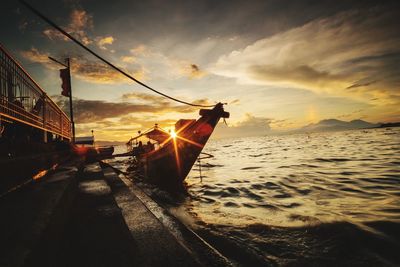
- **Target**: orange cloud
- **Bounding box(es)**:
[97,36,115,50]
[53,94,210,124]
[121,56,136,63]
[121,92,167,103]
[74,116,178,141]
[71,59,145,84]
[20,47,145,84]
[130,45,148,55]
[43,8,93,45]
[20,48,50,63]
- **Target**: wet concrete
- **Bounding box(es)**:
[102,166,231,267]
[53,163,141,266]
[102,167,232,267]
[0,162,79,266]
[0,161,231,266]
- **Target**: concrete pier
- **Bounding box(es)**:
[0,161,231,267]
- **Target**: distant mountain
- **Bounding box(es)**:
[295,119,378,133]
[378,122,400,128]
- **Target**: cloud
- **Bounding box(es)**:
[180,64,207,79]
[18,21,28,32]
[121,92,213,113]
[20,48,50,64]
[121,56,136,63]
[213,7,400,105]
[20,45,208,88]
[70,58,145,84]
[96,36,115,50]
[53,93,213,140]
[53,94,211,123]
[130,45,148,56]
[229,99,240,105]
[43,8,93,45]
[121,92,168,103]
[213,113,272,139]
[346,80,378,90]
[249,64,348,92]
[125,45,207,80]
[20,47,145,84]
[74,115,179,141]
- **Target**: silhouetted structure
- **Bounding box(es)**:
[0,44,71,142]
[0,44,72,194]
[127,103,229,188]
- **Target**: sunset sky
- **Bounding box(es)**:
[1,0,399,140]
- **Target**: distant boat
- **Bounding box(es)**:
[74,135,114,160]
[127,103,229,188]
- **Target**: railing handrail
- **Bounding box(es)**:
[0,44,71,139]
[0,43,71,120]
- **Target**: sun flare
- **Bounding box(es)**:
[170,130,177,139]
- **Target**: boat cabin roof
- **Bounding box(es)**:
[130,128,170,143]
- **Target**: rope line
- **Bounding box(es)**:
[20,0,216,108]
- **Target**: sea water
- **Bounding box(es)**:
[110,127,400,266]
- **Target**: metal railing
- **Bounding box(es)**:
[0,44,71,139]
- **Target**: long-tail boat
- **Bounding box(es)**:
[127,103,229,187]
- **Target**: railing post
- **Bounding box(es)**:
[42,93,47,143]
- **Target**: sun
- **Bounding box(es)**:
[170,130,177,139]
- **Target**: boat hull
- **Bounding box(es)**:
[135,103,228,188]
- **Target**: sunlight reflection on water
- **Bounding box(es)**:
[110,127,400,265]
[182,128,400,227]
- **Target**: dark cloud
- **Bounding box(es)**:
[97,0,397,52]
[346,80,378,90]
[53,94,211,123]
[70,57,145,84]
[249,65,347,90]
[342,52,400,94]
[215,6,400,105]
[121,92,212,110]
[74,115,179,140]
[177,63,207,79]
[191,64,199,72]
[43,8,93,45]
[57,97,161,122]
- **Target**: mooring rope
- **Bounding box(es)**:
[20,0,217,108]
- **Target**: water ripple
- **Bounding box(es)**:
[185,128,400,227]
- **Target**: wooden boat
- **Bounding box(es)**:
[74,136,114,160]
[127,103,229,187]
[96,146,115,158]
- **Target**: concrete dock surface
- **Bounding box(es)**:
[0,161,231,267]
